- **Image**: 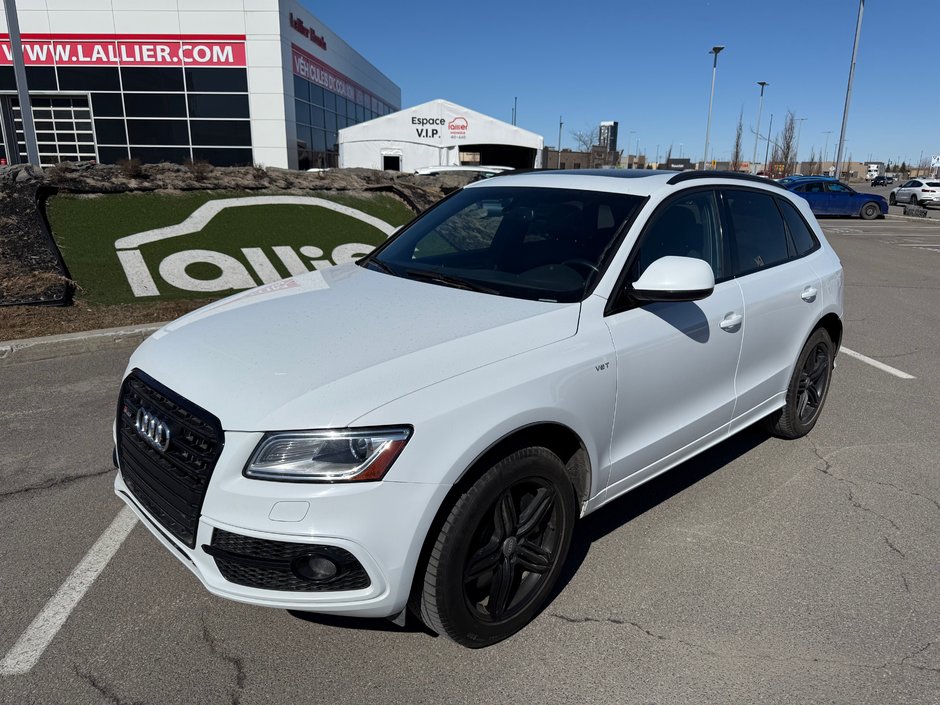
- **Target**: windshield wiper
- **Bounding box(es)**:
[361,258,396,275]
[404,268,498,294]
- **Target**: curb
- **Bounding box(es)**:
[0,321,166,366]
[885,213,940,223]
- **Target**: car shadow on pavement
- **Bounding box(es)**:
[549,425,771,600]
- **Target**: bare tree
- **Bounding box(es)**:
[569,126,598,152]
[805,147,818,176]
[662,144,673,169]
[776,110,797,176]
[730,109,744,172]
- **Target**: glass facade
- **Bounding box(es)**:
[0,65,252,166]
[292,73,394,170]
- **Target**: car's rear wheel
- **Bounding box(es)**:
[860,202,880,220]
[417,446,576,647]
[762,328,834,439]
[889,192,896,205]
[910,193,920,205]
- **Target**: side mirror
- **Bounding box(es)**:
[630,256,715,303]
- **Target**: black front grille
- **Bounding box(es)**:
[205,529,371,592]
[116,370,224,548]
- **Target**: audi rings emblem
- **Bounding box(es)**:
[135,407,171,452]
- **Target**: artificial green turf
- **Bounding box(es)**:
[46,191,414,305]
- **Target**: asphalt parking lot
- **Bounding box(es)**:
[1,215,939,704]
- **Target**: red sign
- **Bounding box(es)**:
[0,34,246,67]
[288,13,327,51]
[292,43,371,105]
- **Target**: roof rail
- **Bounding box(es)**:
[666,171,787,189]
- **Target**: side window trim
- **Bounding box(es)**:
[605,186,724,317]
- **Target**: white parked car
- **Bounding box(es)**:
[414,165,513,177]
[889,178,940,206]
[114,169,843,647]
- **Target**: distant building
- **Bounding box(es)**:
[598,121,618,154]
[551,147,626,170]
[658,157,693,171]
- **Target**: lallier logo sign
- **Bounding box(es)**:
[114,197,396,298]
[0,33,247,67]
[411,116,470,140]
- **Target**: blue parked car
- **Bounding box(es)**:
[786,178,888,219]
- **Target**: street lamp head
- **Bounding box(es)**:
[757,81,768,87]
[710,45,725,55]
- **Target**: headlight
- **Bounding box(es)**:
[244,427,412,482]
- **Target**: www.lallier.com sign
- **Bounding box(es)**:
[114,197,396,298]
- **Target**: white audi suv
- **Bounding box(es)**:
[114,169,843,647]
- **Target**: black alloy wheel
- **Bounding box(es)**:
[889,192,896,205]
[461,479,560,621]
[795,340,832,425]
[860,202,880,220]
[417,447,576,647]
[762,327,834,439]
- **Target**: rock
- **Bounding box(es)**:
[903,205,928,218]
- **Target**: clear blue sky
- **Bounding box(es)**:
[306,0,938,168]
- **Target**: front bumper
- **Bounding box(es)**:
[114,439,449,618]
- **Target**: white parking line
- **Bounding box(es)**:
[840,347,916,380]
[0,507,138,676]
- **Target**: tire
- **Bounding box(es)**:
[860,202,880,220]
[889,193,896,206]
[762,328,834,439]
[417,446,577,647]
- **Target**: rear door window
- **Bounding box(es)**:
[723,189,790,275]
[775,198,819,257]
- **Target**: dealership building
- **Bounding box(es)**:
[0,0,401,168]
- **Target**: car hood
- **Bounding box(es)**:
[128,264,581,430]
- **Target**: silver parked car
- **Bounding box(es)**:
[889,178,940,207]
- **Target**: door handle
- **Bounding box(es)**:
[719,313,743,331]
[801,286,818,303]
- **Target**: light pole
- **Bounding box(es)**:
[834,0,864,181]
[763,113,774,174]
[557,116,563,169]
[793,117,807,174]
[702,45,725,170]
[627,130,636,168]
[635,135,641,168]
[751,81,768,174]
[822,130,833,175]
[3,0,39,165]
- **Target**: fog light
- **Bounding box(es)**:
[292,554,339,582]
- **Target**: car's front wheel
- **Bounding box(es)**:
[762,328,834,439]
[860,202,880,220]
[417,446,577,647]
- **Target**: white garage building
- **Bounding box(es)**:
[338,99,543,172]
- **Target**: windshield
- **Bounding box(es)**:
[363,186,644,303]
